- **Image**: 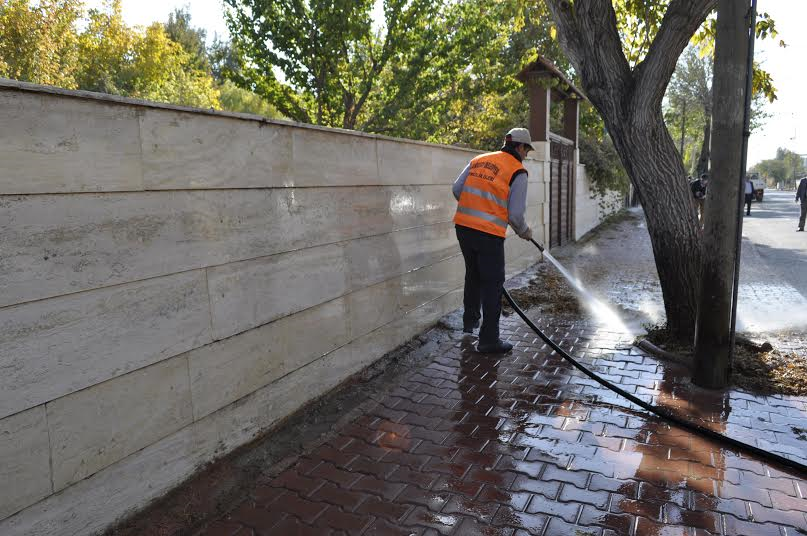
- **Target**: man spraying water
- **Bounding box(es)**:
[452,128,534,353]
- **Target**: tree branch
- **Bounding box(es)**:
[634,0,716,112]
[546,0,632,116]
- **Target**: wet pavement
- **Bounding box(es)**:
[196,322,807,535]
[185,210,807,536]
[109,207,807,536]
[549,198,807,350]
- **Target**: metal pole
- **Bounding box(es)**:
[728,0,757,362]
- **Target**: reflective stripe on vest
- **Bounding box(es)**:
[453,151,527,238]
[460,185,508,209]
[456,206,508,229]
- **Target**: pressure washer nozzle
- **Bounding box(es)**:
[530,239,545,252]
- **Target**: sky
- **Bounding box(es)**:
[84,1,231,44]
[747,0,807,166]
[88,0,804,167]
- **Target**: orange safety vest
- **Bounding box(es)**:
[453,151,527,238]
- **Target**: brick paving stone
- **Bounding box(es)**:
[271,492,329,521]
[386,465,440,489]
[475,485,532,512]
[395,485,452,512]
[524,493,581,523]
[510,474,560,500]
[402,506,462,535]
[313,506,372,533]
[309,461,363,488]
[747,502,807,528]
[350,474,406,500]
[355,494,412,522]
[345,456,398,479]
[769,489,807,513]
[269,470,323,496]
[308,483,367,511]
[228,503,286,532]
[134,210,807,536]
[250,485,287,508]
[558,484,610,509]
[491,507,548,535]
[441,494,499,523]
[311,444,358,467]
[634,517,715,536]
[540,463,591,489]
[722,516,788,536]
[616,494,667,523]
[196,519,245,536]
[542,517,603,536]
[577,505,635,534]
[664,504,721,533]
[451,516,516,536]
[361,518,419,536]
[269,517,327,536]
[431,475,483,498]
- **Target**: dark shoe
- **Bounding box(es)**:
[462,320,480,333]
[476,340,513,353]
[798,228,804,232]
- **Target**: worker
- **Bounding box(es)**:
[452,127,534,353]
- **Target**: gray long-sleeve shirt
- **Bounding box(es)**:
[452,163,529,236]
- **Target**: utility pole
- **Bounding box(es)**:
[693,0,752,388]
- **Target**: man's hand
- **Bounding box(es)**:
[518,227,533,241]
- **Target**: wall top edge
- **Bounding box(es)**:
[0,78,484,156]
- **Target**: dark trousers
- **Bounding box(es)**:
[800,201,807,230]
[745,194,753,215]
[456,225,505,345]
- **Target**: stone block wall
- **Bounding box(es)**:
[0,79,547,536]
[574,164,625,240]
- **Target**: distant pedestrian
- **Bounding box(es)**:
[797,177,807,231]
[452,127,534,354]
[691,173,708,222]
[744,176,754,216]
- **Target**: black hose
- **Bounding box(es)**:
[503,243,807,477]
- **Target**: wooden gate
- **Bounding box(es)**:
[549,139,575,248]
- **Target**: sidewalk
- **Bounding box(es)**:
[123,211,807,536]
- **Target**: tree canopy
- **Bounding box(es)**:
[752,148,806,186]
[223,0,499,131]
[0,0,283,116]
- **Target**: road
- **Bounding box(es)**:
[737,189,807,334]
[740,189,806,294]
[547,191,806,339]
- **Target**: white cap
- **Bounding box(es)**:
[505,128,533,150]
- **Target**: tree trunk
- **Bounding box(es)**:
[605,111,702,339]
[693,0,750,388]
[545,0,717,341]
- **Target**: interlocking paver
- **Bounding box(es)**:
[127,209,807,536]
[313,507,372,533]
[196,519,245,536]
[355,494,412,521]
[402,506,461,534]
[309,482,366,511]
[228,503,286,531]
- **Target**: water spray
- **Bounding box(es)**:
[503,238,807,476]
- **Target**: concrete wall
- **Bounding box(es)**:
[575,164,625,240]
[0,79,547,536]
